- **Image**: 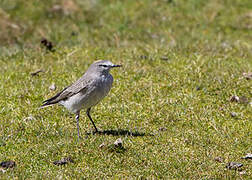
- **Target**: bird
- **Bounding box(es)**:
[40,60,122,139]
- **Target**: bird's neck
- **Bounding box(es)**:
[101,70,110,76]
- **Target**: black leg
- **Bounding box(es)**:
[75,111,81,140]
[86,108,98,132]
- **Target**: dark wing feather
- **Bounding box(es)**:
[40,86,70,107]
[40,75,93,108]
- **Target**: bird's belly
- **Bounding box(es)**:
[59,93,85,113]
[60,75,113,113]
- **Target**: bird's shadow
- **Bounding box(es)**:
[85,129,153,137]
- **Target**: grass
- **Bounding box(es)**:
[0,0,251,179]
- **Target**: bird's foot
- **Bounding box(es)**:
[77,135,83,141]
[92,129,100,135]
[85,129,100,135]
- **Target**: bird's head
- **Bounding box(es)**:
[92,60,122,73]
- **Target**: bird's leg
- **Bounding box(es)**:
[75,111,81,140]
[86,108,98,133]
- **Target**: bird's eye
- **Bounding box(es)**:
[99,64,108,67]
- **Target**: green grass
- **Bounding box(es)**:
[0,0,251,179]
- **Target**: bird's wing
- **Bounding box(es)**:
[41,75,94,107]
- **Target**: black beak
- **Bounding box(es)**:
[112,64,122,68]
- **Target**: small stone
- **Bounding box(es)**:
[241,153,252,160]
[242,72,252,80]
[107,138,126,153]
[0,161,16,169]
[226,162,243,170]
[0,167,6,173]
[230,112,237,117]
[114,138,123,147]
[49,83,56,91]
[239,171,246,175]
[99,143,105,148]
[214,157,223,163]
[230,96,239,102]
[53,157,74,166]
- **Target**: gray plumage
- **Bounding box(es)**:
[41,60,121,139]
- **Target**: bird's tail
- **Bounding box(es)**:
[39,102,55,109]
[39,101,57,109]
[39,87,67,109]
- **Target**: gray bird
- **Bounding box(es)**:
[41,60,121,139]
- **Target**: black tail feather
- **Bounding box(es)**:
[40,100,58,108]
[40,87,68,108]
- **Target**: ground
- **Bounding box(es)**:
[0,0,251,179]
